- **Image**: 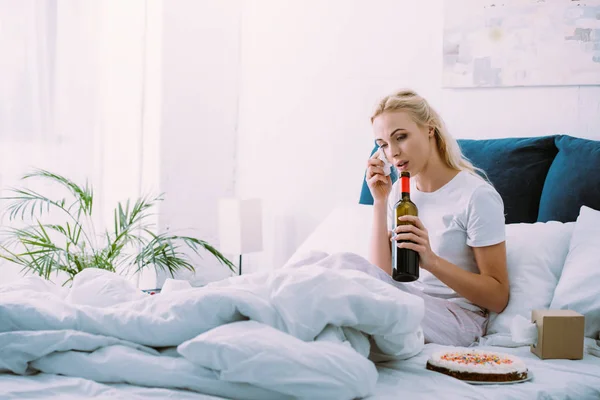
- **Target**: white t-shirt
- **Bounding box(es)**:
[387,170,506,313]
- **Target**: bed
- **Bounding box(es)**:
[286,204,600,400]
[1,134,600,399]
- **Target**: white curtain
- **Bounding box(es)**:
[0,0,161,287]
[0,0,55,140]
[0,0,99,190]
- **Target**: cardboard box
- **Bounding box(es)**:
[531,309,584,360]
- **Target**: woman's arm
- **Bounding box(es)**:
[369,201,392,275]
[365,149,394,275]
[394,215,509,313]
[427,243,509,313]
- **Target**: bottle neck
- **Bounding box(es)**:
[401,175,410,200]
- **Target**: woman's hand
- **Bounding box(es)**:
[366,149,392,203]
[392,215,439,272]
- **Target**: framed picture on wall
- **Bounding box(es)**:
[443,0,600,88]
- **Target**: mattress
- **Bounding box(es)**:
[2,343,599,400]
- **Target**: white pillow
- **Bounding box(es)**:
[486,221,574,335]
[284,203,372,267]
[549,206,600,338]
[66,268,147,307]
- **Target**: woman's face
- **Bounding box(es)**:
[372,110,432,177]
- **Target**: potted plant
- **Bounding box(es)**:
[0,169,235,285]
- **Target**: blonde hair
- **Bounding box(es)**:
[371,89,487,181]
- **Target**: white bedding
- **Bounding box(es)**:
[0,253,425,400]
[2,341,599,400]
[0,373,226,400]
[2,249,599,399]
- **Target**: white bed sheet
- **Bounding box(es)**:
[2,343,599,400]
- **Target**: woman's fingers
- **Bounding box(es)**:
[397,215,427,232]
[396,242,426,253]
[370,148,384,160]
[367,149,392,200]
[393,224,422,236]
[367,174,388,186]
[392,232,426,245]
[367,158,384,168]
[367,166,385,178]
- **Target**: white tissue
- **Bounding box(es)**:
[378,149,392,176]
[510,314,538,346]
[161,278,192,294]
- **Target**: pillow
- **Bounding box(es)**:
[284,204,373,267]
[65,268,147,307]
[486,221,575,335]
[549,206,600,338]
[457,136,558,224]
[538,135,600,223]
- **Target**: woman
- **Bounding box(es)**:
[365,89,509,347]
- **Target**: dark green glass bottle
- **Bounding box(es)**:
[392,172,419,282]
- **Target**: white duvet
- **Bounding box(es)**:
[0,252,425,400]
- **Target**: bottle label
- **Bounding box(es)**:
[401,176,410,193]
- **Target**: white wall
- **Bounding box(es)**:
[442,86,600,140]
[236,0,600,272]
[158,0,241,286]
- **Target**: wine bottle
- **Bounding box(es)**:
[392,171,419,282]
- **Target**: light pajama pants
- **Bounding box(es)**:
[284,251,489,347]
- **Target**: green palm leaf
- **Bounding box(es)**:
[22,169,94,216]
[0,169,235,285]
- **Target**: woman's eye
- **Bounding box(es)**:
[396,134,406,141]
[379,144,388,149]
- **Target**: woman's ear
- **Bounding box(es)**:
[428,126,434,138]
